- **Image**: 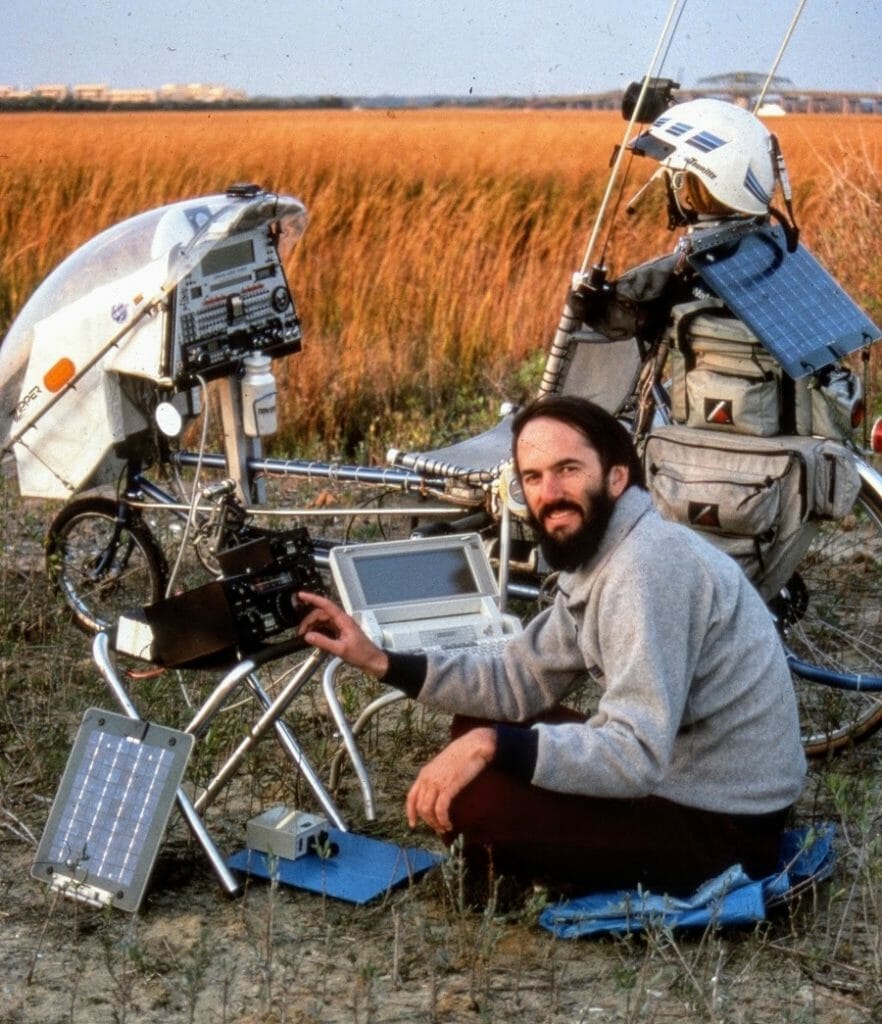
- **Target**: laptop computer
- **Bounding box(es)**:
[329,533,522,653]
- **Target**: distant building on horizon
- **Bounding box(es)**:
[0,81,246,107]
[0,73,879,113]
[33,84,69,101]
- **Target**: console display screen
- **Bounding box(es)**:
[200,238,256,278]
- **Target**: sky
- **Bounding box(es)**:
[2,1,880,99]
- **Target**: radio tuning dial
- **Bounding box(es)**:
[271,286,290,312]
[274,591,298,628]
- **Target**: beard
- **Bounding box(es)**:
[527,487,617,573]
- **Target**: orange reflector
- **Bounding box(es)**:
[871,417,882,454]
[851,398,865,430]
[43,357,76,393]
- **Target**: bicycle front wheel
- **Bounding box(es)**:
[777,474,882,756]
[46,496,168,634]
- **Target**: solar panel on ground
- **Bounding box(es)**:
[31,708,193,912]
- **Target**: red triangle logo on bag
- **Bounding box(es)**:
[704,398,734,425]
[688,501,721,529]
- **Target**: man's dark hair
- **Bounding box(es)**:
[511,395,646,490]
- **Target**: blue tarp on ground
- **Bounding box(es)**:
[227,828,443,904]
[538,825,836,939]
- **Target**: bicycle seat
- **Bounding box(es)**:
[387,412,515,487]
[385,328,642,486]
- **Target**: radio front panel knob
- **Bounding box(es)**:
[271,286,291,313]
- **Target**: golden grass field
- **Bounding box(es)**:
[1,109,880,450]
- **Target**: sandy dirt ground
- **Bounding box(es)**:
[2,725,879,1024]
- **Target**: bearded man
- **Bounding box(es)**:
[297,396,806,896]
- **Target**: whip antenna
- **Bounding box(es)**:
[538,0,687,397]
[753,0,807,251]
[753,0,809,113]
[580,0,687,276]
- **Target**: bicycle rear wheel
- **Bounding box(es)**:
[46,496,168,634]
[776,475,882,756]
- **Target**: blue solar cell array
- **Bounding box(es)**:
[32,709,193,912]
[688,225,880,379]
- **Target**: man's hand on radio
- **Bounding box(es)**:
[295,591,390,679]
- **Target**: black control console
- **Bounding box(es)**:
[116,528,326,668]
[216,529,326,646]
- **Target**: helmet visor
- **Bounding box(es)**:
[628,130,675,161]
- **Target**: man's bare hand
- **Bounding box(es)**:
[406,727,497,834]
[296,591,389,678]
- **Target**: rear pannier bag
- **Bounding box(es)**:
[668,301,783,436]
[668,299,863,442]
[793,365,864,441]
[643,425,861,599]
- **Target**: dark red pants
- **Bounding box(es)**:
[445,715,789,897]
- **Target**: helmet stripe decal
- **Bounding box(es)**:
[686,130,727,154]
[664,120,693,137]
[744,168,771,206]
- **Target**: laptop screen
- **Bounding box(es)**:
[330,533,521,649]
[352,547,477,606]
[330,533,499,615]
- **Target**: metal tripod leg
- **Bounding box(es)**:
[92,632,241,896]
[321,655,404,822]
[189,649,346,829]
[242,667,347,830]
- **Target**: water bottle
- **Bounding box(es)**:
[240,353,277,437]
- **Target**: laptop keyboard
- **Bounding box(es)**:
[420,634,514,656]
[417,624,480,649]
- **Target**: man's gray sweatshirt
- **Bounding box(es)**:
[384,487,806,816]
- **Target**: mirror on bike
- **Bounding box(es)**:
[154,402,183,439]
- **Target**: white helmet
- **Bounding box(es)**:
[630,98,777,217]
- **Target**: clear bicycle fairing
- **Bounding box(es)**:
[0,189,307,499]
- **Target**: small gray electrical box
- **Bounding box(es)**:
[246,806,329,861]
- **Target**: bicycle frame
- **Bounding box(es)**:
[109,434,882,694]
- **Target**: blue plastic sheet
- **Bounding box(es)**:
[227,828,443,904]
[538,826,835,939]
